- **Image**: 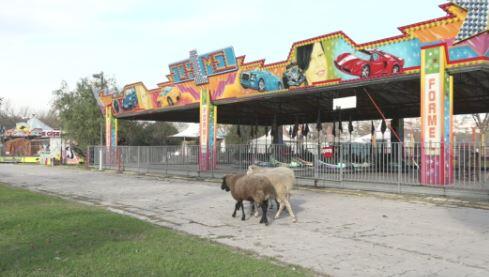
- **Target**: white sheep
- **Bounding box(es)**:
[247,165,297,222]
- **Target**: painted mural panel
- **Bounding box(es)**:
[101,2,488,117]
[107,82,201,114]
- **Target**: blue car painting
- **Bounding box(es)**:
[240,70,283,92]
[122,88,138,110]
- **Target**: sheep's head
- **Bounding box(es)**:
[247,165,258,175]
[221,176,231,192]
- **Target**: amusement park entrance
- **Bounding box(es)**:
[89,2,489,198]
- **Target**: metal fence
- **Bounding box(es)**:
[87,142,489,197]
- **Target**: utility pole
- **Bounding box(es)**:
[92,72,106,170]
[0,97,3,119]
[92,72,106,146]
[0,97,3,145]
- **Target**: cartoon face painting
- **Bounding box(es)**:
[296,42,329,85]
[305,42,328,83]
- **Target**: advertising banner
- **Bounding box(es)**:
[111,116,118,147]
[209,105,217,169]
[422,73,442,154]
[199,89,216,171]
[420,45,453,185]
[105,106,118,147]
[105,106,112,148]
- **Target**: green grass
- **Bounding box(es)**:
[0,184,311,277]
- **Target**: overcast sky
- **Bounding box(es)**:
[0,0,447,112]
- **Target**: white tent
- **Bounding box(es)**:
[171,124,199,139]
[248,129,320,154]
[171,123,225,139]
[353,130,391,143]
[250,130,294,145]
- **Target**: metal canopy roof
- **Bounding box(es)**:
[117,65,489,126]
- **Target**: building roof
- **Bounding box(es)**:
[27,117,53,130]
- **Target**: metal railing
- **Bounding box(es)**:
[87,143,489,197]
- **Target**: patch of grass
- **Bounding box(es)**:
[0,184,311,276]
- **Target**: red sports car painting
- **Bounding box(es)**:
[335,50,404,78]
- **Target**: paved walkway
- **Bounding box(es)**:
[1,164,489,276]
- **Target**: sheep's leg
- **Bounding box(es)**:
[274,198,286,219]
[280,193,290,214]
[259,200,269,225]
[268,198,278,210]
[254,203,260,217]
[250,201,259,217]
[232,201,240,218]
[282,198,297,223]
[241,202,246,221]
[268,198,273,210]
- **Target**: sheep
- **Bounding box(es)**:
[247,165,297,223]
[221,173,276,225]
[221,173,250,219]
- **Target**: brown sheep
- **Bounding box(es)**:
[221,173,276,225]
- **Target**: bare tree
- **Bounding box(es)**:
[0,99,23,129]
[472,113,489,144]
[16,106,32,119]
[36,110,61,129]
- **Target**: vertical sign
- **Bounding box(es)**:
[422,74,442,151]
[111,116,118,147]
[200,88,208,151]
[199,88,209,170]
[105,106,118,147]
[199,89,209,171]
[420,45,453,185]
[192,48,220,171]
[443,73,454,183]
[105,106,112,148]
[209,105,217,169]
[195,49,209,170]
[199,88,217,171]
